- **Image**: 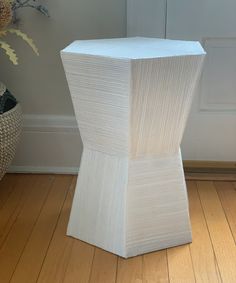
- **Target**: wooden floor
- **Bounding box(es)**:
[0,174,236,283]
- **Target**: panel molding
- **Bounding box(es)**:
[200,37,236,111]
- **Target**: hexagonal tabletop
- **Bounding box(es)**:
[61,37,206,59]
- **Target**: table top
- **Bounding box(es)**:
[61,37,206,60]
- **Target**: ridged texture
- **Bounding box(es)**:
[0,104,22,180]
[67,148,128,256]
[61,38,205,257]
[62,54,130,156]
[131,55,205,157]
[126,150,191,257]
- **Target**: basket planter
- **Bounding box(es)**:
[0,103,22,180]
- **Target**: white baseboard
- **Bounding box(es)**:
[9,114,82,174]
[22,114,78,132]
[8,166,79,174]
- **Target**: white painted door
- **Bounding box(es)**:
[167,0,236,161]
[127,0,236,161]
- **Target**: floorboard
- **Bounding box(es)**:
[89,248,117,283]
[214,181,236,244]
[143,250,169,283]
[187,181,221,283]
[197,181,236,283]
[63,239,94,283]
[37,176,75,283]
[0,175,54,283]
[0,175,33,248]
[116,256,142,283]
[0,174,17,210]
[167,245,195,283]
[10,175,72,283]
[0,174,235,282]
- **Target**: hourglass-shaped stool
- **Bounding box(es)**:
[61,37,205,258]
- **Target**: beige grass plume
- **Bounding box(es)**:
[0,0,39,65]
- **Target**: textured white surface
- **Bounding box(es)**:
[63,37,205,59]
[130,55,204,157]
[67,148,128,256]
[127,150,191,256]
[61,37,205,257]
[62,54,130,156]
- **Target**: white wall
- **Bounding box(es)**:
[127,0,166,37]
[0,0,126,172]
[0,0,126,115]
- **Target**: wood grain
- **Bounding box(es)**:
[214,181,236,243]
[10,175,72,283]
[143,250,169,283]
[0,175,54,283]
[0,174,17,209]
[63,240,94,283]
[0,175,35,248]
[89,248,117,283]
[187,181,221,283]
[37,177,76,283]
[0,174,236,282]
[197,181,236,283]
[116,256,142,283]
[167,245,195,283]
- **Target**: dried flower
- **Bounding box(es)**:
[11,0,49,23]
[0,0,48,64]
[0,0,12,29]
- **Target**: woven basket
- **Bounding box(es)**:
[0,103,22,180]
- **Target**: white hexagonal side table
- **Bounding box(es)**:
[61,37,206,258]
